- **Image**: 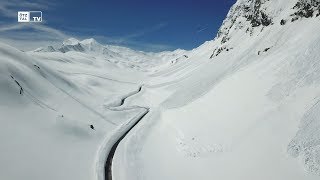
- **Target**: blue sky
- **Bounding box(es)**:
[0,0,236,52]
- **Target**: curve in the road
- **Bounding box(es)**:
[103,84,148,180]
[119,86,142,106]
[105,108,149,180]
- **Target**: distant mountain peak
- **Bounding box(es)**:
[81,38,98,45]
[62,38,80,46]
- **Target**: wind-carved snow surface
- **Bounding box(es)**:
[1,0,320,180]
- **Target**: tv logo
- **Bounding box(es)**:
[18,11,42,22]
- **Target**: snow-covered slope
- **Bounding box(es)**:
[1,0,320,180]
[0,34,189,180]
[0,40,151,180]
[111,0,320,180]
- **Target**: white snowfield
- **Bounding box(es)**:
[1,0,320,180]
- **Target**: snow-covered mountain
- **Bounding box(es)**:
[111,0,320,180]
[0,35,188,180]
[34,37,188,72]
[1,0,320,180]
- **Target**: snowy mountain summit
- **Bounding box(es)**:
[218,0,320,37]
[35,38,104,53]
[34,37,188,72]
[211,0,320,57]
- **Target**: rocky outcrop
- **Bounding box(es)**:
[291,0,320,21]
[244,0,272,27]
[210,0,319,59]
[217,0,272,42]
[58,43,85,53]
[211,0,273,58]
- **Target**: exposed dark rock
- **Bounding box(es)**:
[216,0,273,50]
[58,43,85,53]
[34,65,40,69]
[244,0,272,28]
[258,47,272,55]
[291,0,320,20]
[291,17,299,22]
[216,47,226,56]
[280,19,286,25]
[210,46,232,58]
[210,48,217,59]
[221,36,230,44]
[264,47,271,52]
[175,55,189,61]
